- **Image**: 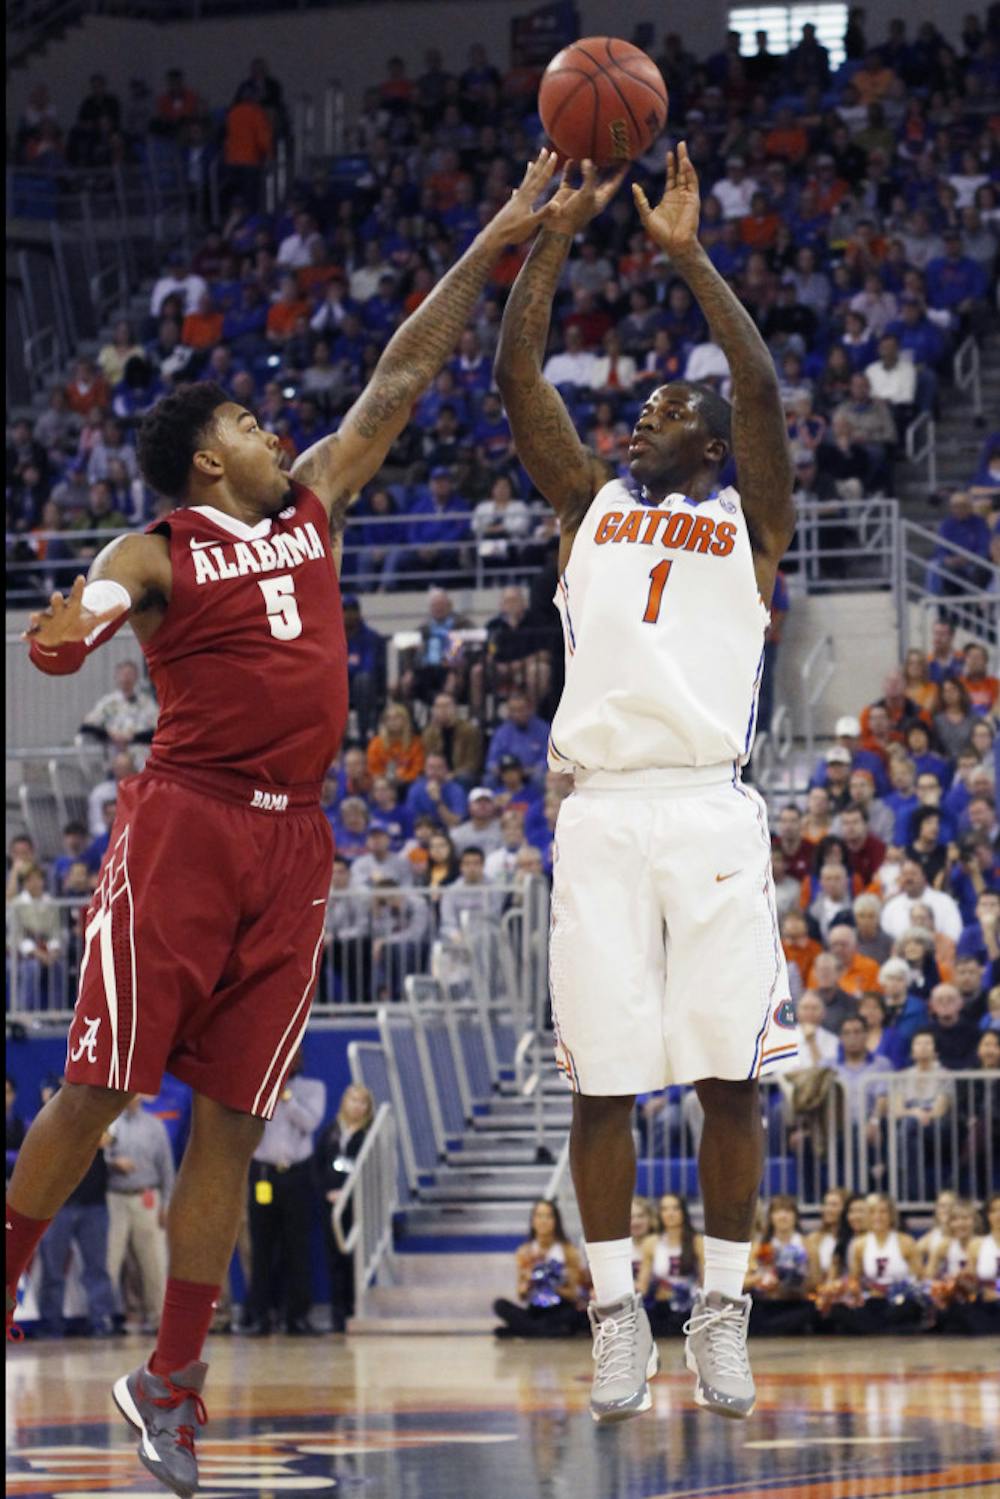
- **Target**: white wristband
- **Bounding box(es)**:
[82,580,132,646]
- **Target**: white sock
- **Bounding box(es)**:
[702,1236,751,1300]
[585,1238,635,1308]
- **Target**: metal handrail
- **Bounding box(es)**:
[799,634,835,765]
[953,334,982,421]
[331,1101,398,1318]
[904,410,938,493]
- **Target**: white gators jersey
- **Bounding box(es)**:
[549,478,770,772]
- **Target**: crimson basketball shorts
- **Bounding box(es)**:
[64,767,333,1118]
[548,764,798,1094]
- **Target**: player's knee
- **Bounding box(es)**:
[695,1077,759,1123]
[57,1081,134,1130]
[572,1092,636,1134]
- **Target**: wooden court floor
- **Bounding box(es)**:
[6,1333,999,1498]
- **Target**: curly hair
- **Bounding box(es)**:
[136,381,231,501]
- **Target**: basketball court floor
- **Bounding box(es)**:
[6,1334,998,1498]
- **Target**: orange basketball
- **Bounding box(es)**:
[538,37,669,168]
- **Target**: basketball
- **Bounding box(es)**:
[538,36,668,168]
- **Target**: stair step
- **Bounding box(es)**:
[402,1203,538,1234]
[445,1148,553,1167]
[389,1251,513,1286]
[420,1182,543,1203]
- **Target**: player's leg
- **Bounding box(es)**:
[549,788,665,1422]
[6,1082,132,1334]
[653,778,791,1420]
[112,1092,264,1498]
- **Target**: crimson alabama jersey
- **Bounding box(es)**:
[142,480,347,786]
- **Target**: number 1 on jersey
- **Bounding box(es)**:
[643,560,673,625]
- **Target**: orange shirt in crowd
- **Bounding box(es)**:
[366,734,425,785]
[740,211,781,249]
[266,299,310,339]
[763,124,808,163]
[297,264,340,296]
[182,310,224,349]
[224,100,273,167]
[807,950,881,997]
[961,674,999,713]
[783,935,823,984]
[65,375,110,416]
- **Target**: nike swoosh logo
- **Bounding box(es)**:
[715,870,741,882]
[190,538,222,550]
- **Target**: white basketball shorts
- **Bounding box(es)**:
[548,764,798,1095]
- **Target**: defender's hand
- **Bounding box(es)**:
[633,140,701,256]
[23,575,128,647]
[485,149,561,246]
[543,158,629,239]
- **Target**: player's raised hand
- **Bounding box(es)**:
[542,158,629,238]
[23,574,128,647]
[632,140,701,255]
[486,148,561,245]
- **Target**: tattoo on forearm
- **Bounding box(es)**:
[495,231,600,522]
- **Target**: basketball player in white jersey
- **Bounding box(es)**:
[495,144,797,1422]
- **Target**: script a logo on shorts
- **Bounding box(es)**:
[719,495,737,514]
[70,1015,102,1064]
[773,999,796,1031]
[251,788,289,812]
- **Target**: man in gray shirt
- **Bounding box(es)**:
[105,1096,175,1333]
[451,786,503,858]
[245,1051,326,1336]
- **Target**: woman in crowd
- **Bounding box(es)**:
[917,1189,958,1275]
[804,1187,849,1282]
[927,1197,979,1281]
[636,1193,703,1336]
[843,1193,924,1331]
[857,989,900,1066]
[815,1193,868,1326]
[933,678,976,760]
[747,1195,815,1334]
[902,649,939,720]
[369,775,411,850]
[492,1199,584,1338]
[422,829,460,902]
[313,1084,375,1332]
[366,702,425,786]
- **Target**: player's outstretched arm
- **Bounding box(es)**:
[23,533,171,675]
[634,143,795,593]
[494,160,625,533]
[290,152,560,542]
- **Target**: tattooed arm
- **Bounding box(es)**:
[634,143,795,599]
[494,162,625,540]
[291,151,559,561]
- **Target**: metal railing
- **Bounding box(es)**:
[330,1101,398,1320]
[953,334,983,422]
[4,880,538,1020]
[897,519,999,651]
[799,634,835,767]
[785,496,897,591]
[542,1069,998,1220]
[904,410,937,494]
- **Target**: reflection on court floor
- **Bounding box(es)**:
[6,1335,999,1498]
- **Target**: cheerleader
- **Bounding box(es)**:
[804,1187,849,1282]
[916,1189,958,1276]
[492,1200,585,1338]
[844,1193,925,1332]
[927,1198,981,1331]
[814,1194,870,1328]
[747,1196,816,1335]
[636,1194,703,1336]
[945,1193,1000,1336]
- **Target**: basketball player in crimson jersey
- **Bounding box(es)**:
[5,152,557,1498]
[496,145,797,1423]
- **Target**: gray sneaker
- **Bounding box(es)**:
[587,1291,659,1424]
[683,1290,755,1419]
[112,1359,208,1497]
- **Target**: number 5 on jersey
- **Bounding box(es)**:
[643,560,673,625]
[258,574,302,640]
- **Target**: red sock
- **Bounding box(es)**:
[5,1203,52,1292]
[150,1278,220,1376]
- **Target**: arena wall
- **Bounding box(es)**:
[5,0,968,138]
